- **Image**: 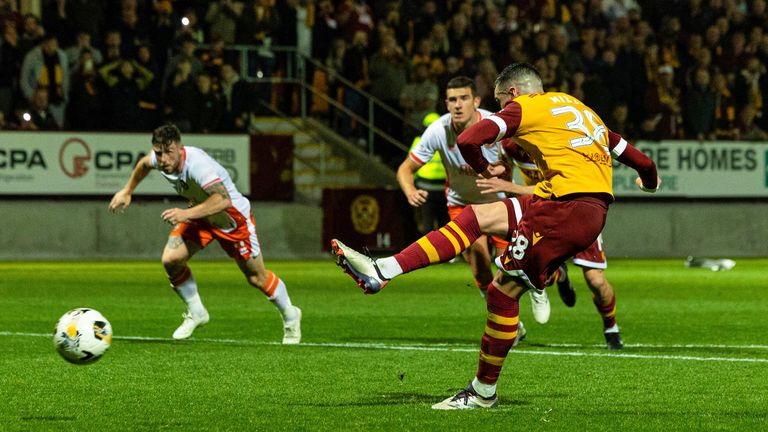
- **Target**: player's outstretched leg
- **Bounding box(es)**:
[169,266,210,340]
[332,204,489,293]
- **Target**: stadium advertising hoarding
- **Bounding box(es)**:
[612,141,768,197]
[0,132,250,195]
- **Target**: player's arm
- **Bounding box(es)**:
[161,181,232,224]
[457,102,522,178]
[608,130,660,192]
[108,154,153,213]
[396,157,428,207]
[476,177,535,196]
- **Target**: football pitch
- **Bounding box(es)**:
[1,259,766,431]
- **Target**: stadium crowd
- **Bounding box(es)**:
[1,0,768,143]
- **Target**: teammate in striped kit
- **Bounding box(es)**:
[331,63,658,409]
[109,124,301,344]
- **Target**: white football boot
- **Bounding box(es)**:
[529,288,551,324]
[431,384,498,410]
[330,239,389,294]
[282,306,302,345]
[172,309,210,340]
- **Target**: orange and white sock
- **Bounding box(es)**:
[170,266,206,316]
[263,271,297,322]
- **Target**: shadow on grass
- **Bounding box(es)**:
[289,392,533,408]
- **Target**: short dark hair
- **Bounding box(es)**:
[152,124,181,147]
[445,76,477,97]
[495,63,543,89]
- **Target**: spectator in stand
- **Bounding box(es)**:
[497,32,530,68]
[25,86,58,130]
[99,59,153,131]
[339,30,369,140]
[164,58,196,132]
[117,0,146,58]
[103,29,122,63]
[64,31,103,70]
[606,102,638,142]
[54,0,105,44]
[412,38,445,79]
[704,24,724,62]
[683,67,716,141]
[201,39,237,92]
[192,72,223,133]
[18,13,45,54]
[335,0,374,42]
[313,0,339,63]
[448,13,472,58]
[427,22,450,60]
[411,0,439,42]
[136,42,162,130]
[238,0,280,100]
[734,55,766,123]
[713,71,739,140]
[324,37,346,130]
[719,31,748,76]
[206,0,244,44]
[474,58,498,110]
[66,49,103,131]
[163,36,202,93]
[642,64,683,139]
[20,33,68,128]
[0,18,22,117]
[149,1,177,70]
[368,31,408,162]
[219,63,251,131]
[736,104,768,140]
[399,62,438,141]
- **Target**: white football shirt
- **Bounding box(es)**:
[150,145,250,231]
[408,110,505,206]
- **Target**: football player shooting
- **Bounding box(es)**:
[396,75,556,325]
[476,138,625,350]
[331,63,659,409]
[108,124,302,344]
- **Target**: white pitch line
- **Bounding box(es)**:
[3,331,768,364]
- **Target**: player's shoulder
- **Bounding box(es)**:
[478,108,494,119]
[422,113,452,138]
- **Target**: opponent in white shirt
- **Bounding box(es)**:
[396,77,550,321]
[109,124,301,343]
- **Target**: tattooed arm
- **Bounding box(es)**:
[161,181,232,224]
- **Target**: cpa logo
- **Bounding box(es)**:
[59,138,92,179]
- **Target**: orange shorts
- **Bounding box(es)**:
[447,205,509,254]
[170,212,261,260]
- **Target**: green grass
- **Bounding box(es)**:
[1,259,767,431]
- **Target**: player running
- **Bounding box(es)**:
[331,63,659,409]
[109,124,301,344]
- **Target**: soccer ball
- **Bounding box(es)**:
[53,308,113,365]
